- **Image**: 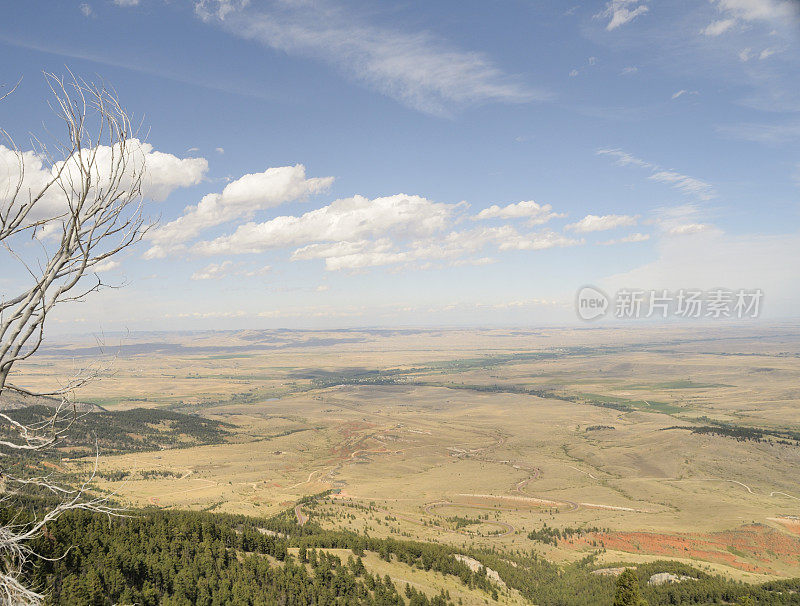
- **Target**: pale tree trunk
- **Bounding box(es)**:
[0,72,149,604]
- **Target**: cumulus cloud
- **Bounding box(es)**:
[596,0,649,30]
[566,214,638,233]
[472,200,565,225]
[194,0,545,116]
[192,193,462,257]
[600,232,651,245]
[139,162,583,273]
[597,148,717,201]
[93,259,120,272]
[145,165,333,258]
[497,230,583,251]
[663,222,711,235]
[289,225,580,271]
[0,140,206,226]
[191,261,234,280]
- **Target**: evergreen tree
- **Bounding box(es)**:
[613,569,648,606]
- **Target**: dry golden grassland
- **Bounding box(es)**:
[13,324,800,580]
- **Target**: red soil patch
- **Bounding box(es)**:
[569,524,800,575]
[770,517,800,536]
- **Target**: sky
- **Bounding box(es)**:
[0,0,799,332]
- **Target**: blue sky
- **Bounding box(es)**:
[1,0,798,331]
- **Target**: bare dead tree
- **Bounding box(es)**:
[0,72,150,604]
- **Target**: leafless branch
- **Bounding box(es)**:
[0,72,152,604]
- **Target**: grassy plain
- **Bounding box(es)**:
[12,324,800,584]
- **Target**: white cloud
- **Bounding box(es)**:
[620,66,639,75]
[242,265,272,277]
[93,260,120,272]
[651,204,714,235]
[80,3,93,17]
[596,148,654,169]
[215,147,225,154]
[290,225,580,271]
[664,222,711,235]
[739,47,754,61]
[191,261,234,280]
[0,140,206,226]
[671,89,698,99]
[194,0,545,116]
[192,194,462,257]
[649,171,716,200]
[145,165,333,258]
[569,69,580,77]
[472,200,565,225]
[597,149,717,201]
[566,214,638,233]
[497,230,583,251]
[701,18,736,36]
[712,0,798,24]
[702,0,799,39]
[759,47,777,59]
[129,140,208,201]
[451,257,496,267]
[113,0,140,6]
[597,0,649,30]
[601,232,651,245]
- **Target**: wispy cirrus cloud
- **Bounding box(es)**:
[194,0,547,116]
[701,0,799,37]
[711,0,799,26]
[701,18,736,36]
[652,204,714,236]
[597,148,717,201]
[596,0,649,30]
[649,171,716,200]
